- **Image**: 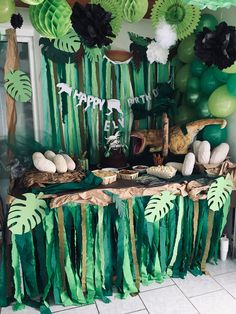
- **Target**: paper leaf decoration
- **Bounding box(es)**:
[54,30,81,53]
[122,0,148,23]
[207,175,233,212]
[40,37,81,64]
[7,193,47,235]
[128,32,150,47]
[4,70,32,103]
[151,0,200,40]
[83,45,105,62]
[145,191,176,223]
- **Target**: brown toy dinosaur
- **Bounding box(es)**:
[131,119,227,155]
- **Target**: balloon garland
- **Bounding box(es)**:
[175,13,236,126]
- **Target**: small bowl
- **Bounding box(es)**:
[92,170,117,185]
[118,169,139,180]
[132,165,148,174]
[102,167,119,173]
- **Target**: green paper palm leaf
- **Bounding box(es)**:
[7,193,47,235]
[207,175,233,212]
[83,45,105,62]
[145,191,176,223]
[54,30,81,53]
[4,70,32,103]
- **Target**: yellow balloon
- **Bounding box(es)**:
[223,62,236,74]
[0,0,15,23]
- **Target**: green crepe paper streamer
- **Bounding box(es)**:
[0,231,11,307]
[7,193,47,235]
[167,202,177,265]
[190,200,208,274]
[86,205,96,303]
[34,223,48,292]
[4,70,32,103]
[56,209,86,304]
[57,64,68,123]
[220,196,231,236]
[95,206,110,302]
[11,234,25,310]
[152,221,163,282]
[167,196,184,277]
[103,205,113,295]
[159,218,167,274]
[115,204,125,290]
[15,233,39,298]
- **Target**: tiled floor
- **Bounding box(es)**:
[2,259,236,314]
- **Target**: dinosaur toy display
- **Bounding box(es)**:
[131,119,227,155]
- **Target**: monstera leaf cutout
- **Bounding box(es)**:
[83,45,105,62]
[4,70,32,103]
[7,193,47,235]
[207,174,233,212]
[54,30,81,53]
[145,191,176,223]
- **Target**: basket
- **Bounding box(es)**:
[147,165,177,179]
[118,170,139,180]
[22,167,86,188]
[92,170,117,185]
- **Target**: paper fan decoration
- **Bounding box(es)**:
[29,0,72,39]
[183,0,236,10]
[91,0,123,35]
[151,0,200,40]
[122,0,148,23]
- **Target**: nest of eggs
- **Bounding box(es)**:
[22,166,86,188]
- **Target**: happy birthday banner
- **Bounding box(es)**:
[57,83,160,132]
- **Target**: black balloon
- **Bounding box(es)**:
[71,3,115,48]
[195,22,236,70]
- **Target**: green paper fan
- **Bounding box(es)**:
[91,0,123,35]
[7,193,47,235]
[151,0,201,40]
[4,70,32,103]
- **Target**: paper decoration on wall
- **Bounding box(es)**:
[71,3,115,48]
[151,0,200,40]
[10,13,23,29]
[40,37,81,64]
[145,191,176,223]
[195,22,236,70]
[91,0,123,36]
[7,193,47,235]
[104,131,128,156]
[0,0,15,23]
[183,0,236,10]
[29,0,72,39]
[121,0,148,23]
[83,45,106,62]
[21,0,44,4]
[129,32,151,70]
[207,174,233,212]
[146,41,169,64]
[53,31,81,53]
[4,70,32,103]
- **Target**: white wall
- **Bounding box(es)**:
[204,8,236,162]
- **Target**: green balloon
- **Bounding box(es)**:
[208,85,236,117]
[196,14,218,33]
[201,125,228,147]
[201,68,221,95]
[0,0,15,23]
[196,97,211,119]
[177,35,195,64]
[190,59,206,77]
[186,90,201,106]
[187,77,200,92]
[174,104,197,125]
[227,74,236,97]
[176,64,190,93]
[213,67,229,83]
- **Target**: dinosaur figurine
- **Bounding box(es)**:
[131,119,227,155]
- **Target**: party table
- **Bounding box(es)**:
[0,175,233,313]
